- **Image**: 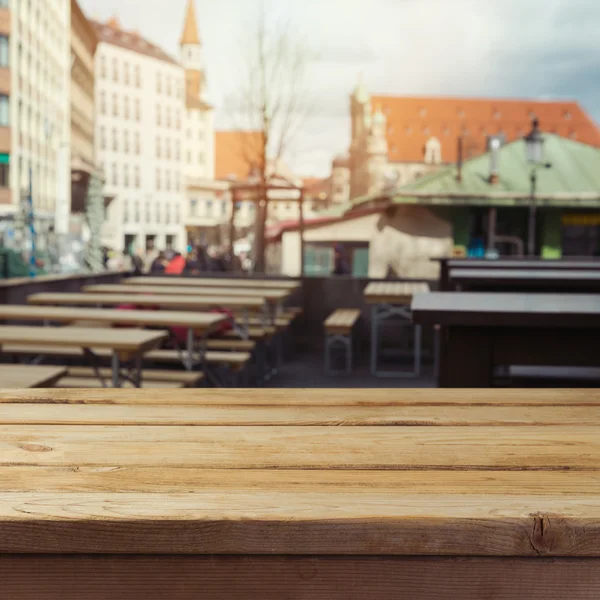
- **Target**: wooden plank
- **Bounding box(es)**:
[0,365,67,389]
[4,402,600,426]
[364,281,430,304]
[28,293,265,311]
[124,276,300,290]
[0,304,226,330]
[65,367,204,385]
[0,388,598,406]
[1,424,600,469]
[2,489,600,554]
[84,284,289,301]
[0,326,166,352]
[2,466,599,495]
[56,377,185,389]
[3,556,600,599]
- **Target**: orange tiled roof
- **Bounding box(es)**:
[92,19,178,66]
[215,131,264,180]
[372,95,600,163]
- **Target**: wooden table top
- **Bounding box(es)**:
[0,365,67,388]
[124,277,300,291]
[0,305,226,331]
[364,281,430,304]
[412,292,600,328]
[0,325,166,352]
[2,388,600,556]
[84,284,290,301]
[28,292,265,311]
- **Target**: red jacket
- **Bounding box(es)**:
[165,255,186,274]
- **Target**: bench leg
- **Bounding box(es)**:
[325,335,352,376]
[111,353,121,388]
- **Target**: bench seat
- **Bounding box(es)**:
[65,367,204,387]
[324,309,361,336]
[146,349,251,372]
[56,377,185,389]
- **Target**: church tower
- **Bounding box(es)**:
[349,75,373,198]
[180,0,204,99]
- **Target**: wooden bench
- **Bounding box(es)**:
[58,367,205,389]
[324,309,361,374]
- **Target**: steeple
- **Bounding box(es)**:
[180,0,201,46]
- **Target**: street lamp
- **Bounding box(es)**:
[524,118,552,256]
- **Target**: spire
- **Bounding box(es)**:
[180,0,201,46]
[353,72,369,104]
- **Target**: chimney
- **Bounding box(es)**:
[488,137,501,184]
[456,136,463,182]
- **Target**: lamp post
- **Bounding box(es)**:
[524,118,552,256]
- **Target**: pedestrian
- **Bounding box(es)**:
[332,244,349,275]
[165,251,186,274]
[150,251,168,274]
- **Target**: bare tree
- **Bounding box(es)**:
[225,0,310,272]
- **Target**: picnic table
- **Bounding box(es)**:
[364,281,430,377]
[0,326,165,387]
[2,388,600,599]
[435,258,600,290]
[124,276,300,291]
[0,364,66,388]
[412,292,600,387]
[448,268,600,292]
[0,305,225,371]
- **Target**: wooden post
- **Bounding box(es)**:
[229,189,237,257]
[299,189,305,276]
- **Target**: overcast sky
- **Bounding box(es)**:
[80,0,600,177]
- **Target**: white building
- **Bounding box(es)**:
[2,0,72,241]
[93,17,186,253]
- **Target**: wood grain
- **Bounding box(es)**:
[0,388,597,406]
[364,281,430,304]
[3,556,600,600]
[0,365,67,389]
[2,402,600,426]
[1,425,599,469]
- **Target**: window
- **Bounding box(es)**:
[124,62,130,85]
[100,55,107,78]
[135,165,140,188]
[190,199,197,217]
[156,136,161,158]
[165,203,171,224]
[175,142,180,161]
[112,162,118,186]
[156,72,162,94]
[198,130,204,141]
[175,174,180,192]
[134,200,140,221]
[206,199,213,218]
[135,132,140,154]
[156,169,161,190]
[0,35,9,67]
[155,202,161,223]
[124,97,130,119]
[113,93,118,117]
[123,164,129,187]
[135,65,141,87]
[145,200,150,223]
[165,138,171,159]
[166,107,172,128]
[135,98,141,121]
[123,200,129,223]
[165,170,171,191]
[0,163,9,187]
[166,76,171,96]
[123,130,129,153]
[198,152,205,164]
[113,57,119,82]
[112,128,118,151]
[175,203,180,224]
[156,105,161,126]
[100,91,106,114]
[175,110,181,129]
[100,126,106,149]
[187,150,191,163]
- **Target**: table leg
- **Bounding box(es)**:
[413,324,422,378]
[185,328,194,371]
[370,305,378,376]
[111,353,121,388]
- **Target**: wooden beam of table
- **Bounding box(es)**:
[0,388,598,406]
[83,284,289,301]
[0,365,67,389]
[364,281,430,304]
[0,326,166,353]
[0,305,226,331]
[2,424,600,469]
[124,276,300,290]
[3,403,600,426]
[28,293,265,311]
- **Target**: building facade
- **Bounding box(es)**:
[341,79,600,201]
[2,0,72,248]
[93,17,186,253]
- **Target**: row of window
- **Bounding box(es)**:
[99,128,142,155]
[123,199,181,226]
[189,198,228,219]
[99,92,142,121]
[156,136,183,161]
[103,162,182,193]
[100,55,142,88]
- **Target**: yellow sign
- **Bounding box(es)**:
[561,214,600,227]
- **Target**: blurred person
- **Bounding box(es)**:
[165,251,186,274]
[332,244,350,276]
[150,251,168,274]
[131,247,144,276]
